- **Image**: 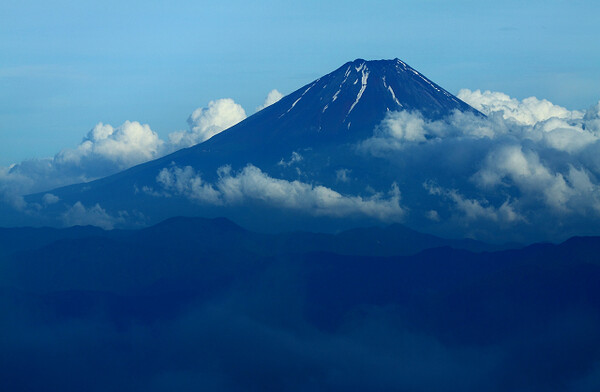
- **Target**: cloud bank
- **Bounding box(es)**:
[457,89,584,125]
[155,164,405,221]
[360,90,600,231]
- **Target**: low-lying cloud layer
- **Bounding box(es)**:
[155,164,405,221]
[360,90,600,231]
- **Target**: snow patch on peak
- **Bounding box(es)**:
[281,82,316,117]
[388,86,402,107]
[411,69,441,92]
[331,66,354,104]
[332,89,341,103]
[344,66,351,78]
[396,59,408,70]
[347,67,370,118]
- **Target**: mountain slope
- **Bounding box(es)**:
[24,58,481,235]
[203,58,479,149]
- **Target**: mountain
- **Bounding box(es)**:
[202,58,479,149]
[1,216,599,391]
[24,58,485,237]
[0,216,506,283]
[5,58,600,391]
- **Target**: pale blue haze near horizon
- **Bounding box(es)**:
[1,0,599,166]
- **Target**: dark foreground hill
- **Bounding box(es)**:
[1,217,599,391]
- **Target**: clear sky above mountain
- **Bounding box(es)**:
[1,0,599,166]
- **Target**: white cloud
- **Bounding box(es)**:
[56,121,165,170]
[42,193,60,205]
[257,89,284,111]
[0,121,166,199]
[534,118,598,153]
[362,91,600,156]
[61,201,119,230]
[336,169,351,183]
[155,164,405,222]
[359,90,600,225]
[584,101,600,134]
[156,165,221,204]
[474,145,600,214]
[1,191,27,211]
[457,89,583,125]
[426,210,440,222]
[169,99,246,148]
[359,110,506,155]
[0,98,248,200]
[278,152,303,167]
[424,181,523,224]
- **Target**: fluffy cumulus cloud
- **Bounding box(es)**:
[256,89,284,111]
[363,91,600,154]
[0,98,248,209]
[474,145,600,214]
[169,99,247,149]
[56,121,165,172]
[155,164,405,221]
[360,110,503,154]
[457,89,584,125]
[0,121,166,202]
[360,90,600,231]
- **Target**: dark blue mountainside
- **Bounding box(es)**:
[210,58,478,148]
[25,59,485,236]
[1,217,600,391]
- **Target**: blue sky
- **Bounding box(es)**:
[1,0,599,166]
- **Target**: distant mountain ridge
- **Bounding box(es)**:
[0,216,506,266]
[2,214,600,391]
